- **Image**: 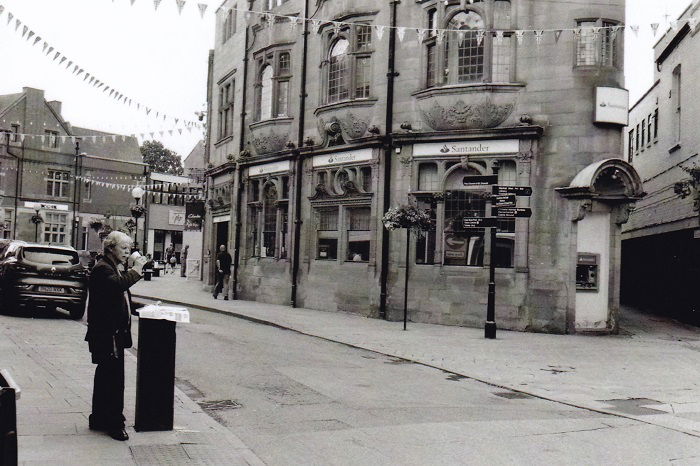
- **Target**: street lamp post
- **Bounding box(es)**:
[131,186,145,250]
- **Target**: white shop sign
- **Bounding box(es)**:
[312,148,373,167]
[24,201,69,211]
[250,160,290,176]
[169,210,185,226]
[594,87,629,126]
[212,215,231,223]
[414,139,519,157]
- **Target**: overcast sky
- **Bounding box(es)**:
[0,0,694,158]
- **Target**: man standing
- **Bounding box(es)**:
[180,245,189,277]
[165,243,175,274]
[213,244,232,300]
[85,231,147,441]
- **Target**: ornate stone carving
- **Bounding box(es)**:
[251,131,287,155]
[572,199,593,222]
[615,203,636,225]
[338,112,369,140]
[420,99,514,131]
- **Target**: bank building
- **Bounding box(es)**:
[203,0,642,334]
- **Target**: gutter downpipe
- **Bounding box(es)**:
[1,132,21,240]
[379,0,399,319]
[291,0,310,308]
[232,24,251,300]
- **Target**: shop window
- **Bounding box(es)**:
[43,212,68,244]
[248,176,289,259]
[418,163,439,191]
[347,206,370,261]
[443,191,485,266]
[316,208,339,260]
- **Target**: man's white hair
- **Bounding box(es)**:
[103,230,133,254]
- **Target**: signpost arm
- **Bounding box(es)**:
[485,162,500,339]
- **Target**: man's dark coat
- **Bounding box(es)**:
[84,256,141,363]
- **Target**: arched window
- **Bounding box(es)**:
[449,11,485,83]
[259,65,273,120]
[328,39,350,103]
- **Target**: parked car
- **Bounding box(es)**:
[0,241,88,319]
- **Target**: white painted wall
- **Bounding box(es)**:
[575,210,611,330]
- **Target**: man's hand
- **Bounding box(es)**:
[132,256,149,276]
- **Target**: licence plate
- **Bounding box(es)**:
[38,286,65,293]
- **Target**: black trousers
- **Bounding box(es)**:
[90,346,125,429]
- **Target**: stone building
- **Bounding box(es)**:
[622,3,700,322]
[204,0,642,333]
[0,87,146,250]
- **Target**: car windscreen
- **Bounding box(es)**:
[21,247,79,265]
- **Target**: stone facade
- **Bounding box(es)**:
[622,3,700,320]
[204,0,640,333]
[0,87,145,250]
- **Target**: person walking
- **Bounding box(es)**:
[165,243,175,274]
[213,244,232,300]
[84,231,147,441]
[180,245,189,277]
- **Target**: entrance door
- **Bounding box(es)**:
[215,221,229,250]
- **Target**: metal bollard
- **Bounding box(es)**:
[0,369,20,466]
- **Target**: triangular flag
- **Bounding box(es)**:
[630,25,639,36]
[397,27,406,42]
[66,61,73,69]
[46,46,53,56]
[495,30,504,44]
[42,41,48,52]
[534,30,544,46]
[0,6,4,17]
[59,57,67,65]
[244,10,251,21]
[89,77,95,85]
[153,0,162,11]
[311,19,321,34]
[27,31,35,41]
[15,19,20,31]
[7,12,13,25]
[515,30,524,44]
[168,130,173,136]
[73,65,79,74]
[375,25,385,41]
[610,25,621,41]
[33,36,42,46]
[130,0,136,5]
[176,0,186,15]
[650,23,659,36]
[54,51,60,61]
[476,30,485,46]
[21,25,28,38]
[111,135,117,142]
[416,28,425,44]
[178,129,182,135]
[197,3,207,18]
[19,134,25,142]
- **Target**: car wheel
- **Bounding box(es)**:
[69,305,86,320]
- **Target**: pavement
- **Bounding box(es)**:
[0,308,264,465]
[131,271,700,441]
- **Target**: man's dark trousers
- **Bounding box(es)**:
[90,347,125,429]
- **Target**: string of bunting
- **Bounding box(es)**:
[0,5,204,130]
[1,127,199,145]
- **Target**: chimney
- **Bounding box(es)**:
[48,100,62,115]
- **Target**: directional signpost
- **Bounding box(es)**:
[492,185,533,196]
[462,217,498,229]
[491,207,533,218]
[464,175,498,187]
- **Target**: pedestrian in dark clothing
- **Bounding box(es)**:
[165,243,175,274]
[180,245,189,277]
[213,244,232,300]
[85,231,147,441]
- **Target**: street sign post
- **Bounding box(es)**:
[491,185,533,196]
[462,217,498,229]
[492,194,516,207]
[464,175,498,187]
[491,207,533,218]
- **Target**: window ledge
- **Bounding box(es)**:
[314,98,378,116]
[249,117,294,131]
[669,143,681,154]
[214,135,233,147]
[412,82,525,99]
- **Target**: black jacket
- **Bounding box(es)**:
[84,256,141,364]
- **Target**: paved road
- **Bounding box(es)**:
[139,307,700,465]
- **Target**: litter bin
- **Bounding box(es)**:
[0,369,20,466]
[134,305,189,432]
[143,269,152,281]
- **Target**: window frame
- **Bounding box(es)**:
[247,175,290,260]
[574,18,621,68]
[43,211,68,244]
[323,23,374,105]
[46,170,70,198]
[254,49,293,122]
[218,79,235,141]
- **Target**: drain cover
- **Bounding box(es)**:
[493,391,533,399]
[197,399,242,411]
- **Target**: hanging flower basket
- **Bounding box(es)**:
[382,205,433,233]
[98,225,113,240]
[130,203,146,218]
[88,218,104,232]
[30,213,44,225]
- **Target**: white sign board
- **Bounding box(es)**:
[414,139,519,157]
[24,201,69,211]
[168,210,185,226]
[312,148,373,167]
[212,215,231,223]
[250,160,290,176]
[594,87,629,126]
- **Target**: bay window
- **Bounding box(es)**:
[324,23,373,104]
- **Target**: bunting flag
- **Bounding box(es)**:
[515,29,524,45]
[0,5,4,16]
[415,28,425,44]
[131,0,136,5]
[397,26,406,42]
[176,0,186,15]
[197,3,207,19]
[651,23,659,36]
[153,0,162,11]
[7,12,13,26]
[534,30,544,46]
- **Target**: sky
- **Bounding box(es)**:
[0,0,694,158]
